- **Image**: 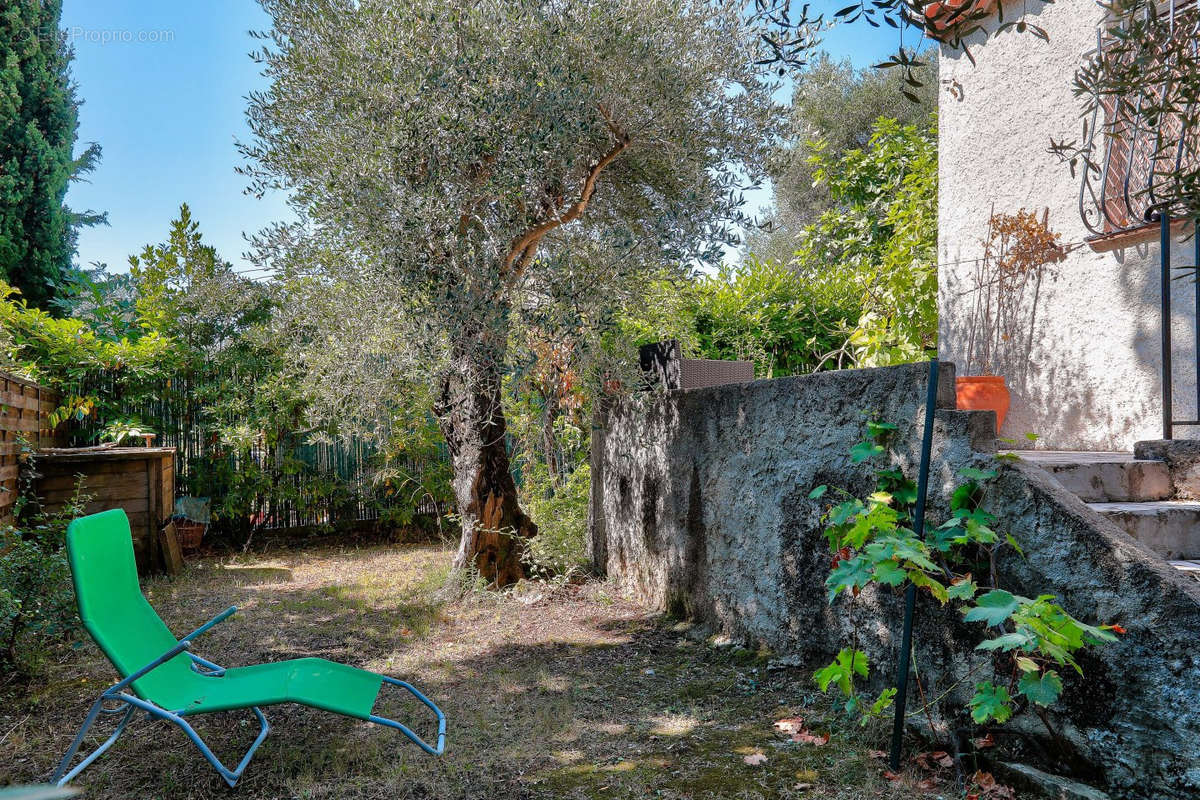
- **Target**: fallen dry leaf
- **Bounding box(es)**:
[969,771,1017,799]
[794,783,814,791]
[791,730,829,746]
[973,771,996,790]
[882,770,901,782]
[972,733,996,750]
[914,750,953,771]
[743,752,768,766]
[773,716,805,735]
[869,750,888,760]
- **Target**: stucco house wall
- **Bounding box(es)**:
[938,0,1198,450]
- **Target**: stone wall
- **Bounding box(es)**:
[590,362,1200,799]
[937,0,1198,450]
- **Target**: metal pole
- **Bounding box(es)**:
[889,357,940,772]
[1163,211,1174,440]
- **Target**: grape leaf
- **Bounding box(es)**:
[976,631,1033,652]
[968,682,1013,724]
[964,590,1020,627]
[851,440,885,463]
[947,577,978,601]
[1018,669,1063,707]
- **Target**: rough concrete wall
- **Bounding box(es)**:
[937,0,1198,450]
[593,362,1200,799]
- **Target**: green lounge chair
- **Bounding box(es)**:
[52,509,445,788]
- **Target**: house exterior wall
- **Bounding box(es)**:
[938,0,1198,450]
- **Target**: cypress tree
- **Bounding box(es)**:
[0,0,104,309]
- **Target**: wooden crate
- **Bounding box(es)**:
[0,371,61,525]
[35,447,176,574]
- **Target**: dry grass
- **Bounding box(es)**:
[1,542,967,799]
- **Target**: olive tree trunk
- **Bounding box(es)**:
[437,352,536,587]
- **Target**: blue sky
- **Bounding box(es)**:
[62,2,914,274]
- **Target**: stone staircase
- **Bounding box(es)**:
[1019,451,1200,576]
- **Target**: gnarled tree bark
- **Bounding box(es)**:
[437,351,536,587]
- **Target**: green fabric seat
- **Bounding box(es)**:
[54,508,445,789]
[166,658,383,719]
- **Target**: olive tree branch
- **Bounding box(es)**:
[501,106,631,284]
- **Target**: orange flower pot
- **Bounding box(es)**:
[956,375,1011,431]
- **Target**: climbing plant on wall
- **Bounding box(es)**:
[810,421,1122,741]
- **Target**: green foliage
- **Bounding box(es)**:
[0,454,89,675]
[0,281,173,432]
[789,116,938,368]
[3,203,272,432]
[752,50,938,263]
[616,258,861,379]
[520,462,591,581]
[611,278,705,362]
[1,208,254,435]
[812,421,1121,738]
[968,682,1013,725]
[689,259,859,377]
[1017,669,1063,708]
[370,403,456,529]
[970,592,1117,674]
[0,527,73,673]
[964,589,1020,628]
[814,647,868,696]
[100,419,155,446]
[0,0,105,309]
[730,115,939,374]
[849,440,885,464]
[1,206,427,545]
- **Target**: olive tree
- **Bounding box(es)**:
[243,0,779,585]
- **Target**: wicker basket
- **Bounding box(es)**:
[174,520,207,551]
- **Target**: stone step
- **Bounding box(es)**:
[1088,501,1200,560]
[1018,451,1172,503]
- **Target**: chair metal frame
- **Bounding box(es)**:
[52,606,446,788]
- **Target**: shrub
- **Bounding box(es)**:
[521,462,591,581]
[0,474,89,676]
[691,258,861,377]
[786,115,938,368]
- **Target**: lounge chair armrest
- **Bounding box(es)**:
[108,608,237,692]
[110,640,192,693]
[181,606,238,643]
